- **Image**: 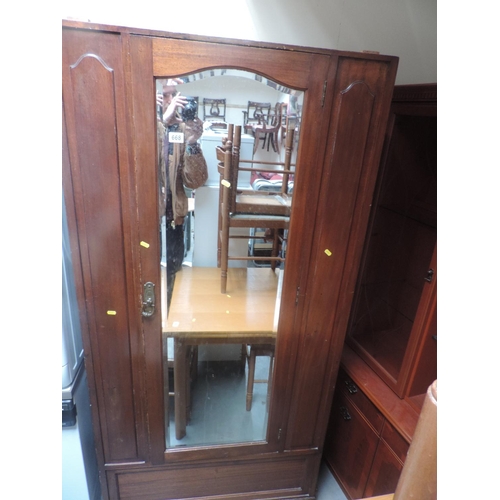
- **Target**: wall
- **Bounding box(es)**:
[171,74,288,126]
[62,0,436,85]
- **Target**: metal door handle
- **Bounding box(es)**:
[340,406,351,421]
[142,282,156,317]
[344,379,358,394]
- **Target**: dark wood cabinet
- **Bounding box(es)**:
[324,368,410,499]
[324,370,382,499]
[62,20,398,499]
[323,84,437,499]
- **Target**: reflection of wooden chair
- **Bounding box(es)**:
[250,102,283,154]
[242,101,272,136]
[281,108,297,146]
[281,103,302,148]
[245,343,274,410]
[216,124,295,294]
[203,98,227,129]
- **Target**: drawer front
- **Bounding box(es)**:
[113,456,311,499]
[381,420,409,464]
[337,368,384,434]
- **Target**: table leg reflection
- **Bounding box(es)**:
[173,338,189,440]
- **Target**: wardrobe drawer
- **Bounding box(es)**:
[337,368,384,434]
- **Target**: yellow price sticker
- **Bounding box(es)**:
[324,249,332,257]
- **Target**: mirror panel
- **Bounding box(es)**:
[157,69,303,448]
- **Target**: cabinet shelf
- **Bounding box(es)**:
[379,203,436,229]
[349,325,411,382]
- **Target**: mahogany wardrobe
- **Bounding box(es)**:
[62,20,398,500]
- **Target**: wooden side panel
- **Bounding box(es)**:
[285,56,398,450]
[62,28,143,464]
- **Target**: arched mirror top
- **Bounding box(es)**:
[152,37,319,90]
[162,68,302,96]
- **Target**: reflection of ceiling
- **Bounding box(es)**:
[182,69,294,95]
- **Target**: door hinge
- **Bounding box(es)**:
[321,80,327,107]
[295,287,300,305]
[278,428,282,441]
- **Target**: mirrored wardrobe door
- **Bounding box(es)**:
[128,34,333,461]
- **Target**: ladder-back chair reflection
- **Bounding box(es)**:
[203,98,227,130]
[281,103,301,148]
[242,101,272,136]
[250,102,284,154]
[245,343,275,411]
[216,124,295,294]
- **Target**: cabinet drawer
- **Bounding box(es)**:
[337,368,384,434]
[381,421,409,464]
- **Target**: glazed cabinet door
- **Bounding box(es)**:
[62,28,149,466]
[128,33,334,464]
[345,91,437,398]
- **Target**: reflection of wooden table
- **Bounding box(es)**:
[164,267,281,440]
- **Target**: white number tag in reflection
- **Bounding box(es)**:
[169,132,184,143]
